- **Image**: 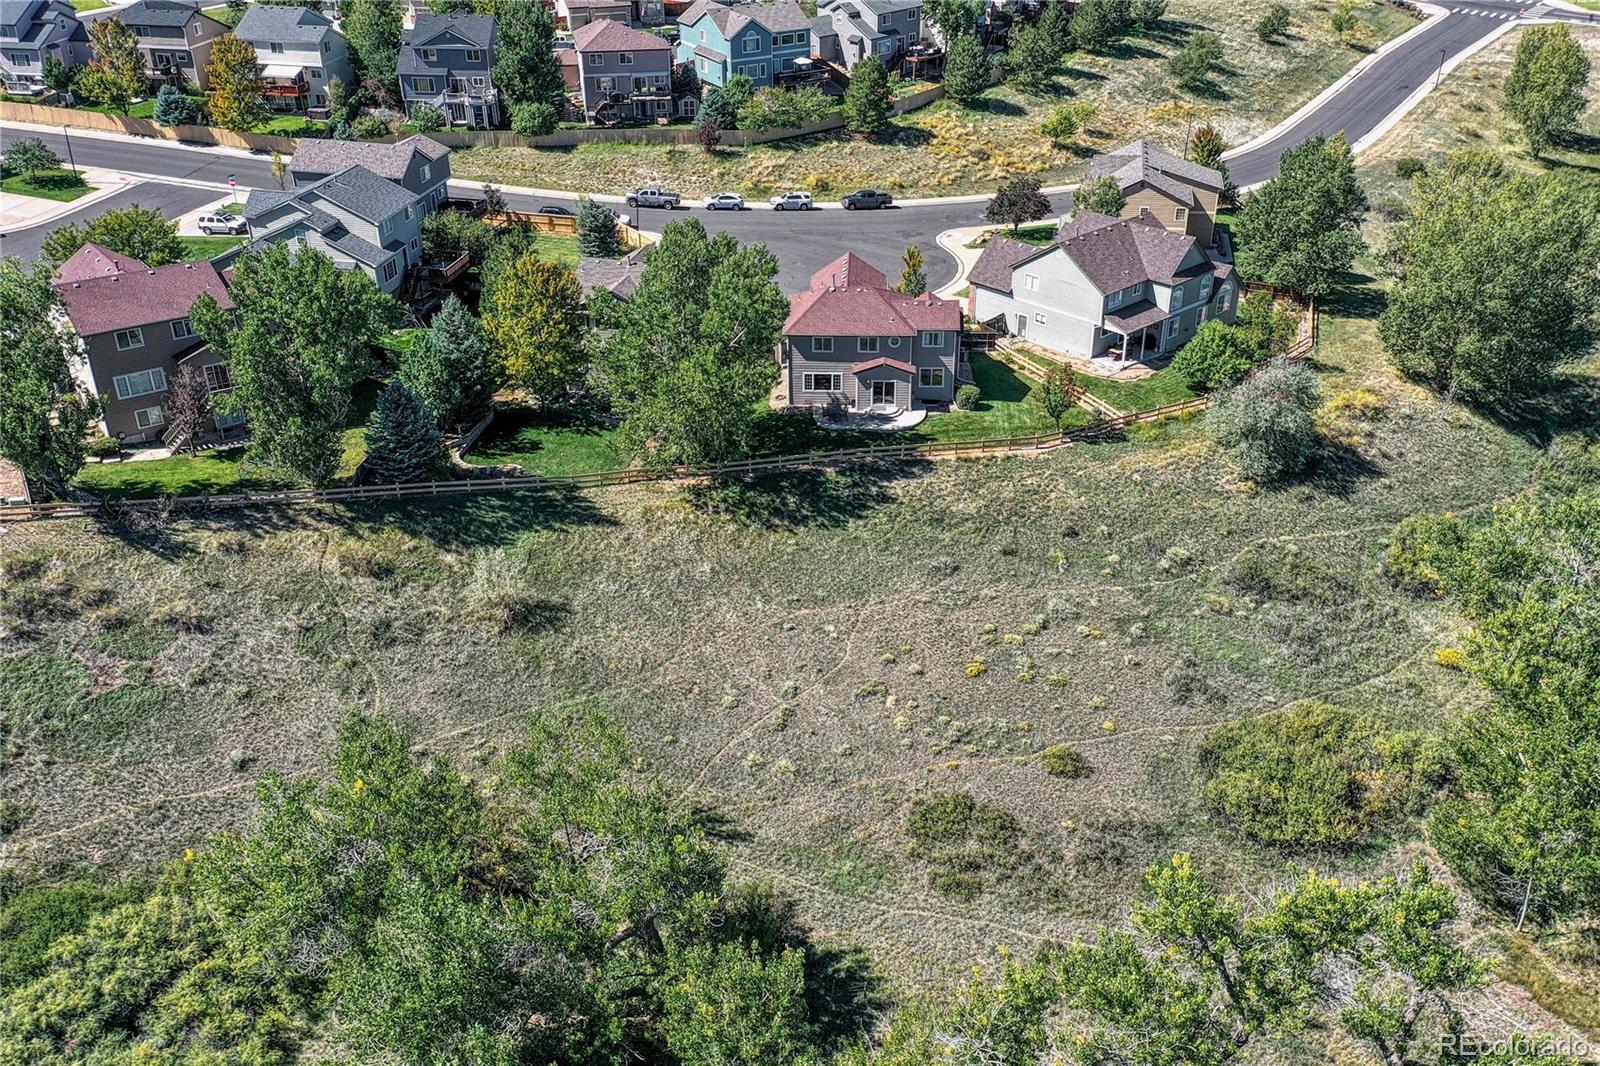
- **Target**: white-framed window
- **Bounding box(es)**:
[1174,206,1188,224]
[409,237,419,251]
[466,49,482,62]
[153,51,171,67]
[812,336,833,353]
[1138,205,1150,216]
[404,205,414,220]
[192,22,200,36]
[114,367,166,400]
[697,57,707,74]
[415,76,435,92]
[802,372,842,392]
[471,75,483,86]
[1024,273,1038,292]
[888,337,901,348]
[134,405,165,429]
[1033,312,1046,324]
[1173,284,1184,305]
[114,327,145,351]
[175,50,190,65]
[619,52,633,65]
[1166,317,1180,336]
[857,336,879,353]
[270,41,283,53]
[383,259,399,282]
[919,366,945,388]
[310,67,322,78]
[170,318,194,340]
[920,330,943,347]
[1199,277,1212,301]
[743,33,759,53]
[598,76,615,90]
[202,363,235,391]
[423,48,437,60]
[877,37,893,54]
[421,163,431,181]
[878,12,891,27]
[1107,288,1124,309]
[1217,282,1233,312]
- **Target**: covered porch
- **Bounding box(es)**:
[1102,301,1169,367]
[261,64,310,111]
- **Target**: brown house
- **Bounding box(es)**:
[53,243,237,446]
[114,0,230,91]
[1083,139,1224,248]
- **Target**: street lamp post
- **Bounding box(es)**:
[1435,47,1446,88]
[61,125,76,173]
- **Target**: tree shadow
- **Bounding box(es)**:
[1468,372,1600,446]
[1058,64,1107,83]
[1302,438,1385,498]
[681,461,930,531]
[690,802,756,844]
[1097,39,1163,61]
[805,943,892,1054]
[341,487,617,549]
[84,500,310,562]
[973,96,1026,117]
[1323,274,1388,320]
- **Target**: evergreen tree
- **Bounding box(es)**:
[842,55,892,135]
[943,33,990,104]
[1004,23,1061,86]
[695,87,739,130]
[153,84,201,127]
[1504,23,1591,156]
[1074,174,1126,216]
[494,1,564,114]
[896,244,927,295]
[1070,0,1132,52]
[577,197,622,258]
[206,33,268,131]
[400,296,496,429]
[1235,133,1366,300]
[1188,122,1227,170]
[364,380,443,484]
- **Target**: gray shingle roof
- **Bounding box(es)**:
[679,0,812,37]
[235,4,337,45]
[406,11,496,47]
[116,0,204,29]
[289,135,448,182]
[1085,139,1223,198]
[968,235,1041,295]
[577,250,647,301]
[313,165,417,222]
[1054,211,1209,292]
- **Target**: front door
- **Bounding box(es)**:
[1016,314,1027,337]
[872,380,896,406]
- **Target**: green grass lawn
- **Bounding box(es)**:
[219,202,246,216]
[1075,368,1198,413]
[178,235,246,261]
[256,116,328,136]
[76,99,158,119]
[536,235,580,269]
[467,407,628,476]
[376,329,427,356]
[70,0,108,10]
[1,168,90,202]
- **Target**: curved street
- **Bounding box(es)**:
[2,0,1592,290]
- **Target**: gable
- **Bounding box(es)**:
[415,28,477,48]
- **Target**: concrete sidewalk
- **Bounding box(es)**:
[0,166,142,230]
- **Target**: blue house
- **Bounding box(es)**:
[675,0,814,89]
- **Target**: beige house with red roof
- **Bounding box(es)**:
[782,252,963,412]
[572,18,675,124]
[53,243,238,445]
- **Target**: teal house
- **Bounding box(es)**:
[675,0,814,88]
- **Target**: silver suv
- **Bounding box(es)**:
[769,191,814,211]
[196,213,247,235]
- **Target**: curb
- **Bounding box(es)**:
[0,174,141,231]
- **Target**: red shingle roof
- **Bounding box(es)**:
[852,356,915,374]
[785,252,960,337]
[573,17,670,52]
[53,242,146,284]
[53,259,234,336]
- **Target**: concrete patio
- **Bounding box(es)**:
[811,407,928,432]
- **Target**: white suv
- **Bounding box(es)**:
[769,191,813,211]
[196,213,247,235]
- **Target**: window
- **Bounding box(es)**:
[175,51,190,64]
[1174,206,1188,224]
[919,367,945,388]
[888,337,901,348]
[192,22,200,36]
[383,259,398,282]
[857,336,879,353]
[1138,205,1150,216]
[404,205,414,220]
[423,48,437,60]
[802,372,842,392]
[414,76,435,92]
[812,336,833,353]
[619,52,633,65]
[153,51,171,67]
[270,42,283,53]
[134,406,165,429]
[313,93,325,105]
[11,53,30,66]
[114,327,145,351]
[466,49,482,62]
[135,25,150,36]
[471,75,483,86]
[1033,312,1046,324]
[1166,317,1180,336]
[1217,283,1233,312]
[323,41,331,52]
[113,367,166,399]
[1199,277,1212,301]
[202,363,235,391]
[697,58,707,74]
[1172,285,1184,305]
[1107,288,1124,310]
[409,237,419,251]
[878,12,891,27]
[1024,273,1038,292]
[920,330,943,347]
[743,33,758,53]
[310,67,321,78]
[170,318,194,340]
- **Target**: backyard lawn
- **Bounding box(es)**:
[2,167,90,202]
[179,235,247,261]
[70,0,107,10]
[1074,368,1198,413]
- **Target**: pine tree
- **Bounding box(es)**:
[943,34,989,105]
[399,296,497,429]
[153,84,202,127]
[364,380,443,484]
[842,55,892,135]
[578,198,621,258]
[896,245,927,295]
[206,33,268,131]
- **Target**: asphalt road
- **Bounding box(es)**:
[6,2,1595,289]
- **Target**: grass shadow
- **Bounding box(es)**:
[682,461,931,531]
[344,487,618,549]
[1304,438,1385,498]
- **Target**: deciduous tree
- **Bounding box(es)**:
[40,204,186,268]
[482,250,587,402]
[1235,133,1366,299]
[1037,363,1082,429]
[206,33,268,131]
[1074,173,1126,216]
[162,364,213,454]
[985,176,1052,232]
[1171,320,1264,390]
[1207,358,1319,482]
[493,0,564,114]
[0,259,98,496]
[925,0,983,41]
[76,17,145,115]
[1042,101,1094,146]
[190,243,394,484]
[343,0,402,93]
[1503,23,1591,156]
[3,138,59,180]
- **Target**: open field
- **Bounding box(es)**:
[10,270,1585,1022]
[454,0,1416,199]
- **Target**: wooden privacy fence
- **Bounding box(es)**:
[0,399,1211,522]
[477,210,654,249]
[0,101,300,154]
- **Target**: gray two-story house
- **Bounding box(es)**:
[243,164,425,294]
[234,4,352,113]
[782,252,962,412]
[399,12,499,128]
[116,0,229,91]
[288,135,451,212]
[676,0,813,89]
[969,210,1237,365]
[814,0,921,70]
[1,0,88,96]
[53,241,239,445]
[572,18,673,124]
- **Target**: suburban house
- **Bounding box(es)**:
[556,0,633,30]
[398,12,500,128]
[1083,139,1224,248]
[969,210,1237,363]
[288,135,451,214]
[781,252,962,412]
[51,242,238,446]
[572,18,674,124]
[243,164,425,295]
[577,248,647,305]
[675,0,813,88]
[0,0,88,96]
[115,0,229,91]
[814,0,922,69]
[234,4,352,113]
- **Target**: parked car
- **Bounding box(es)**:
[770,191,814,211]
[703,192,745,211]
[196,212,247,235]
[841,189,893,210]
[537,204,575,216]
[625,185,681,208]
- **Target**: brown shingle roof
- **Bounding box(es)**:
[53,242,145,284]
[574,17,671,51]
[785,251,959,336]
[1053,211,1207,292]
[54,260,234,336]
[288,135,448,181]
[967,235,1040,295]
[1085,139,1222,198]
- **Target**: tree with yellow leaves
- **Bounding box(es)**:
[482,249,587,402]
[205,33,268,131]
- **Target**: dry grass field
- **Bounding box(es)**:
[455,0,1418,198]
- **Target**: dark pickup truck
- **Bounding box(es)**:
[840,189,894,210]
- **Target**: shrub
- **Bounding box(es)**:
[1042,102,1094,147]
[1199,702,1433,846]
[1170,321,1264,390]
[1234,291,1300,355]
[1207,359,1321,482]
[1375,196,1410,222]
[511,101,558,137]
[737,84,835,130]
[905,791,1024,900]
[410,103,446,132]
[955,384,981,410]
[1131,0,1167,27]
[1040,743,1090,778]
[1382,512,1469,596]
[697,118,722,153]
[1395,156,1429,180]
[1167,31,1223,92]
[463,550,561,634]
[1256,2,1290,41]
[350,114,390,139]
[1434,647,1467,670]
[1227,542,1347,603]
[83,434,121,459]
